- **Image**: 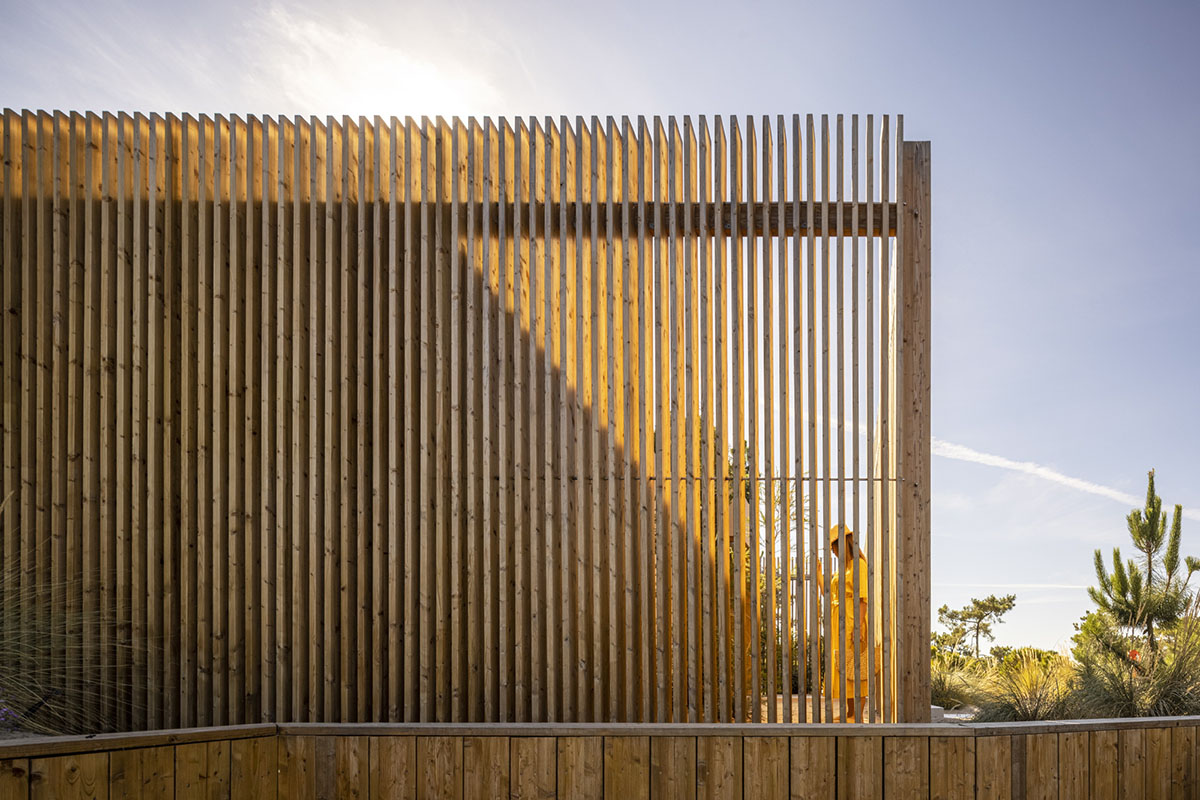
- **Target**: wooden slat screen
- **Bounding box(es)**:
[0,111,930,730]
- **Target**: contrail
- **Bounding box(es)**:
[932,437,1200,522]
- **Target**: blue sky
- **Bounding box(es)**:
[4,0,1198,651]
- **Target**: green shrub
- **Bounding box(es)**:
[973,651,1076,722]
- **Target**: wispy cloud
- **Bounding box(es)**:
[935,582,1088,590]
[241,4,503,116]
[933,437,1200,522]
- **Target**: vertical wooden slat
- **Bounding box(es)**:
[697,117,716,724]
[898,136,931,723]
[558,115,575,723]
[512,117,528,723]
[45,111,66,725]
[274,114,293,724]
[465,117,483,723]
[497,116,513,723]
[404,114,421,722]
[587,115,604,722]
[291,116,313,722]
[682,119,700,724]
[451,117,467,723]
[81,111,104,729]
[0,110,18,718]
[355,118,373,724]
[481,116,498,723]
[604,116,620,724]
[863,114,878,725]
[775,114,792,726]
[804,112,820,725]
[226,114,247,726]
[618,117,636,725]
[713,118,731,724]
[877,115,893,724]
[574,116,591,721]
[542,117,559,724]
[324,115,344,724]
[244,115,263,727]
[528,117,545,724]
[667,118,686,724]
[636,115,654,724]
[728,116,745,724]
[759,115,777,725]
[434,116,450,723]
[739,117,758,724]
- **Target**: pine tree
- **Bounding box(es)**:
[1089,470,1200,656]
[936,594,1016,658]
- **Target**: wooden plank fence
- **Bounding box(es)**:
[0,717,1197,799]
[0,111,930,730]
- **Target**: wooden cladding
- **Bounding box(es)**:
[0,110,930,730]
[1,720,1198,799]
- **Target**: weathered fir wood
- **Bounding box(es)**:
[929,735,973,800]
[370,735,415,799]
[607,736,650,800]
[108,745,173,799]
[885,735,928,798]
[837,735,881,800]
[974,735,1012,800]
[512,736,556,800]
[897,137,932,724]
[0,111,925,729]
[1058,731,1088,799]
[648,735,691,800]
[558,737,602,800]
[1171,726,1198,799]
[30,752,109,800]
[8,720,1200,798]
[463,735,509,800]
[1087,729,1117,800]
[1026,733,1059,800]
[790,735,834,800]
[698,735,742,800]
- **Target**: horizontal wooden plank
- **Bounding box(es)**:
[0,725,278,759]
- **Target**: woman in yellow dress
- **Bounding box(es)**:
[820,524,879,722]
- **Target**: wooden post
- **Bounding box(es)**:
[898,139,931,723]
